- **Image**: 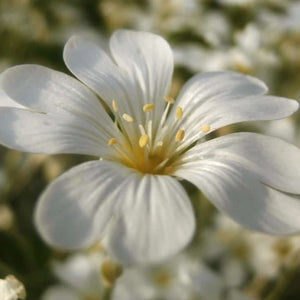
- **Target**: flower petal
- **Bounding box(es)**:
[42,285,80,300]
[63,36,136,120]
[180,132,300,194]
[0,64,116,135]
[35,161,134,250]
[36,160,195,264]
[170,72,298,143]
[176,160,300,235]
[0,85,23,108]
[0,65,121,155]
[106,174,195,264]
[52,253,103,296]
[0,107,111,156]
[64,31,174,133]
[109,30,174,128]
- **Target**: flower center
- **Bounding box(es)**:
[105,96,211,175]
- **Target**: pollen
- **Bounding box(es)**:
[122,113,134,122]
[108,138,118,146]
[176,106,183,120]
[139,134,149,148]
[112,100,118,112]
[175,129,185,142]
[164,95,175,104]
[143,103,155,112]
[200,124,211,133]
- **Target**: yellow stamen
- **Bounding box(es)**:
[175,129,185,142]
[164,95,175,104]
[176,106,183,120]
[112,100,118,112]
[108,138,118,146]
[139,134,149,148]
[122,113,134,122]
[200,124,211,133]
[143,103,155,112]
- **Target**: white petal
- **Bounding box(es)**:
[176,160,300,235]
[181,132,300,194]
[0,64,116,139]
[0,107,110,156]
[41,285,81,300]
[170,72,298,142]
[35,161,135,249]
[63,36,136,119]
[64,31,174,133]
[52,253,103,295]
[0,86,23,108]
[228,290,256,300]
[106,174,195,264]
[110,30,174,129]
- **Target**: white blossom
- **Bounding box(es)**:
[0,30,299,264]
[42,252,104,300]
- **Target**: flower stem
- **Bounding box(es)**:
[102,285,113,300]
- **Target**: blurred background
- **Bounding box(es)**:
[0,0,300,299]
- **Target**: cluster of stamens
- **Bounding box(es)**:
[106,96,211,174]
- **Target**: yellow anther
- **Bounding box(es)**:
[139,134,149,148]
[108,138,118,146]
[122,113,134,122]
[176,106,183,120]
[200,124,211,133]
[112,100,118,112]
[175,129,185,142]
[143,103,155,112]
[164,95,175,104]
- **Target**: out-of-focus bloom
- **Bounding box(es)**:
[0,275,26,300]
[248,233,300,279]
[113,253,255,300]
[113,254,223,300]
[42,252,104,300]
[0,30,300,265]
[202,213,300,281]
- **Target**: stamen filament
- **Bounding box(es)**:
[164,95,175,104]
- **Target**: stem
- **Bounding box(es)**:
[102,284,113,300]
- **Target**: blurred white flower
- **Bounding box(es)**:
[42,252,104,300]
[0,275,26,300]
[0,30,300,265]
[113,254,223,300]
[248,233,300,279]
[202,213,300,280]
[283,1,300,32]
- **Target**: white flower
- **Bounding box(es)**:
[0,30,300,264]
[0,275,26,300]
[113,254,223,300]
[42,252,104,300]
